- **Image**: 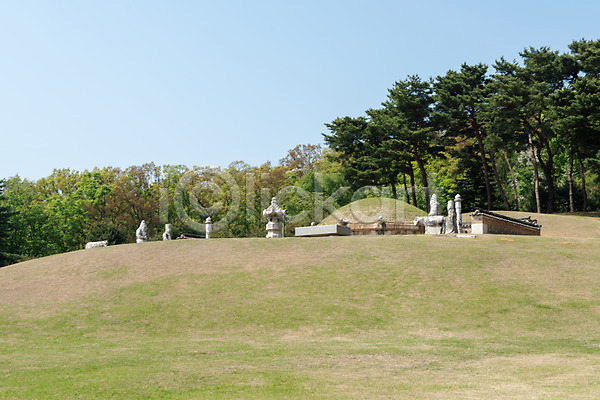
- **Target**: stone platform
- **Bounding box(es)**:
[295,224,352,237]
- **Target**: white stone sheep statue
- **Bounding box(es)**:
[85,240,108,249]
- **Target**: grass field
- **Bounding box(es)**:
[1,212,600,399]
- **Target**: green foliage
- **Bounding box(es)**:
[324,75,439,208]
[279,143,322,177]
[434,63,502,210]
[382,75,439,209]
[324,115,404,195]
[86,222,128,245]
[0,180,17,267]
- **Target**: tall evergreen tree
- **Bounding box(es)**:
[554,39,600,211]
[0,180,17,267]
[324,115,407,199]
[491,58,544,212]
[519,47,566,213]
[434,63,497,210]
[382,75,439,211]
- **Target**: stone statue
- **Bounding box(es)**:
[377,215,386,235]
[429,194,441,216]
[263,197,285,238]
[414,193,443,234]
[85,240,108,249]
[205,217,212,239]
[454,194,462,233]
[414,215,445,235]
[136,220,148,243]
[414,193,464,235]
[446,199,457,233]
[162,223,171,241]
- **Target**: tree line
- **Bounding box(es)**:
[324,38,600,214]
[0,145,349,266]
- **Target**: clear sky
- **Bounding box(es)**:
[1,0,599,180]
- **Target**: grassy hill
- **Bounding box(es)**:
[1,213,600,399]
[319,197,427,225]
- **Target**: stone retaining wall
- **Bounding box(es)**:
[349,222,425,235]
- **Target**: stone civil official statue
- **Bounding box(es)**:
[136,220,148,243]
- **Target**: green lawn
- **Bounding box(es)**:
[2,229,600,398]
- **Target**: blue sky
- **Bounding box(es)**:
[1,0,599,180]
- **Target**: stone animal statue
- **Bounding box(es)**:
[414,215,445,235]
[85,240,108,249]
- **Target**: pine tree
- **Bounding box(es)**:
[0,180,17,267]
[434,63,496,210]
[383,75,439,211]
[324,115,407,200]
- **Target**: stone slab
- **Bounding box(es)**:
[295,224,352,237]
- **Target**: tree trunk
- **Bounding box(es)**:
[500,149,519,210]
[545,168,555,214]
[537,130,555,214]
[402,171,410,205]
[472,122,493,210]
[535,142,554,214]
[527,132,541,213]
[567,144,575,212]
[413,146,430,213]
[384,166,398,199]
[489,150,510,210]
[578,153,588,212]
[408,166,417,209]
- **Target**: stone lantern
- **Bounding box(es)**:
[263,197,285,238]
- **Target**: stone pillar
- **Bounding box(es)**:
[205,217,212,239]
[446,200,457,234]
[263,197,285,238]
[454,194,462,233]
[162,223,171,241]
